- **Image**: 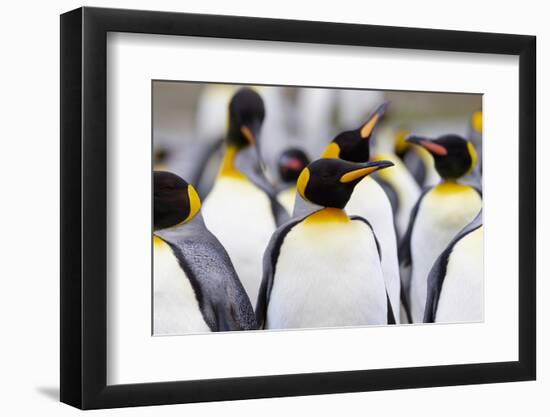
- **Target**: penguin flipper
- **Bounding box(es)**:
[397,187,431,315]
[256,217,303,328]
[423,210,483,323]
[349,215,382,260]
[398,187,431,267]
[374,176,399,218]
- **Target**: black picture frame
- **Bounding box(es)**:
[60,6,536,410]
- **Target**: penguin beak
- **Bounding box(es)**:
[406,135,448,156]
[241,121,266,170]
[340,160,394,183]
[359,101,390,139]
[240,125,256,146]
[240,120,262,147]
[282,156,305,172]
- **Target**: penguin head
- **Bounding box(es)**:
[406,134,477,179]
[321,102,388,162]
[153,171,201,231]
[277,148,310,183]
[296,158,394,209]
[227,87,265,149]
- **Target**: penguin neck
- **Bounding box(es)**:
[304,207,350,224]
[219,145,247,180]
[153,235,166,249]
[154,214,206,245]
[433,179,470,195]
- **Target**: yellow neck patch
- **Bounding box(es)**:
[321,142,340,159]
[153,235,166,248]
[219,145,246,179]
[304,208,349,224]
[433,180,472,195]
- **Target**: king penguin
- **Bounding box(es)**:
[423,210,483,323]
[276,147,310,214]
[370,124,422,240]
[400,134,482,323]
[314,103,402,322]
[201,87,289,308]
[256,158,396,330]
[153,171,257,334]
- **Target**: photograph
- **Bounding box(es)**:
[152,81,483,335]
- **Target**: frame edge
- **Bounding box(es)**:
[60,7,84,409]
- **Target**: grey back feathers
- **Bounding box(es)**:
[156,214,257,331]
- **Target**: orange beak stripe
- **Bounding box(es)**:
[420,140,447,156]
[241,126,255,145]
[360,113,380,139]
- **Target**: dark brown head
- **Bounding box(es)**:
[406,134,477,180]
[297,158,394,209]
[322,102,388,162]
[154,171,201,230]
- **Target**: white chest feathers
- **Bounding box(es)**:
[435,226,484,323]
[345,177,401,322]
[410,183,482,322]
[202,176,276,308]
[266,214,387,329]
[153,239,210,335]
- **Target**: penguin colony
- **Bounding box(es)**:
[153,86,483,334]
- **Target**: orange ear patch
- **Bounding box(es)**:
[420,140,448,156]
[321,142,341,159]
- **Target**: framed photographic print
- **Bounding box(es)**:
[60,6,536,410]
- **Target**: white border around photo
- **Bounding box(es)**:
[106,32,519,385]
